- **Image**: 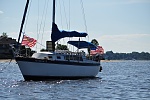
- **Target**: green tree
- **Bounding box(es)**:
[1,32,8,37]
[56,44,68,50]
[91,39,99,46]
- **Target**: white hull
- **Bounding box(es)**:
[16,59,100,80]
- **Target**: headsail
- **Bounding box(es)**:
[51,23,88,42]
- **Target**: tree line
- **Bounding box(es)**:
[105,51,150,60]
[1,33,150,60]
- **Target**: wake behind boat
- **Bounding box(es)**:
[14,0,102,81]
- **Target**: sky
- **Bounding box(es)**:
[0,0,150,53]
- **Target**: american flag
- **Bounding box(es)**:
[90,46,104,55]
[21,35,37,48]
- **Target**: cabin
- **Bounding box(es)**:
[31,50,100,63]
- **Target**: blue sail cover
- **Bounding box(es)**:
[51,23,88,42]
[67,41,97,50]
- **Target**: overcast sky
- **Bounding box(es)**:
[0,0,150,53]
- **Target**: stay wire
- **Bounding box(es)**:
[62,0,69,29]
[37,0,47,49]
[58,0,63,29]
[80,0,89,41]
[40,0,49,50]
[23,0,32,33]
[36,0,39,50]
[0,59,13,72]
[68,0,70,30]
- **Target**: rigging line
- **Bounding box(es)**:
[58,0,65,46]
[40,0,49,50]
[23,33,45,48]
[0,59,13,72]
[80,0,89,42]
[58,0,63,29]
[37,0,47,44]
[23,0,32,32]
[36,0,40,50]
[62,0,69,29]
[36,41,46,48]
[68,0,70,30]
[80,0,87,32]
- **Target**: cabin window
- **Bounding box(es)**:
[48,56,53,59]
[44,57,48,60]
[57,56,61,59]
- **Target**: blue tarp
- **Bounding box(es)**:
[51,23,88,42]
[67,41,97,49]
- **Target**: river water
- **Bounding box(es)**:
[0,60,150,100]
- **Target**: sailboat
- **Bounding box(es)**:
[15,0,102,81]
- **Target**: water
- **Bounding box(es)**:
[0,60,150,100]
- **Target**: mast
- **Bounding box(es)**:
[18,0,29,44]
[52,0,55,52]
[52,0,55,23]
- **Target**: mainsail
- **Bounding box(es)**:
[51,22,88,42]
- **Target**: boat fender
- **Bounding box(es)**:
[99,66,102,72]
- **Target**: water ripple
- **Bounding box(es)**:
[0,60,150,100]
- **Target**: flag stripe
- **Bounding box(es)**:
[90,46,104,55]
[21,35,37,48]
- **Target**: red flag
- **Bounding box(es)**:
[90,46,104,55]
[21,35,37,48]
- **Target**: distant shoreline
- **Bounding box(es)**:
[0,59,15,62]
[101,60,150,62]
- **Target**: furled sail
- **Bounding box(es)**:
[51,23,88,42]
[67,41,97,49]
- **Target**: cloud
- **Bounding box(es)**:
[0,11,4,14]
[99,34,150,53]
